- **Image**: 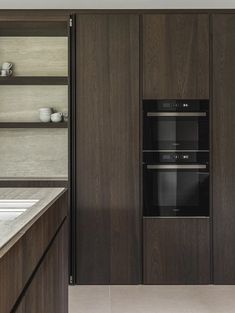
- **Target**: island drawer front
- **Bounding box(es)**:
[0,190,68,313]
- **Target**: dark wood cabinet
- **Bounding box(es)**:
[213,14,235,284]
[75,14,141,284]
[143,218,211,284]
[15,221,68,313]
[143,14,209,99]
[0,191,68,313]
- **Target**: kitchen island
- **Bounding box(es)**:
[0,188,68,313]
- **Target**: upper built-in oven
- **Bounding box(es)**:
[143,100,209,151]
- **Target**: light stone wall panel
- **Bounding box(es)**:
[0,129,68,178]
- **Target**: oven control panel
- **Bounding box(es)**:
[161,101,189,110]
[143,152,209,164]
[143,99,209,112]
[161,153,190,162]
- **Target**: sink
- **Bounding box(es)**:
[0,200,38,221]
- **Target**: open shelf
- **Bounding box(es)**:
[0,20,69,185]
[0,122,68,128]
[0,177,68,188]
[0,76,68,85]
[0,21,68,37]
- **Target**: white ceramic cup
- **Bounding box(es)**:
[2,62,13,70]
[63,112,68,122]
[0,69,12,76]
[51,112,63,123]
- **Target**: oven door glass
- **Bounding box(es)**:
[143,116,209,151]
[143,166,209,217]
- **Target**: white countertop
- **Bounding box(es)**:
[0,187,66,258]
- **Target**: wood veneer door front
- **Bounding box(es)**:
[15,220,68,313]
[213,14,235,284]
[75,14,140,284]
[143,14,209,99]
[143,218,211,284]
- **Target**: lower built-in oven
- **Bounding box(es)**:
[143,152,209,217]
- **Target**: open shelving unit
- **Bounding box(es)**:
[0,76,68,85]
[0,19,69,186]
[0,122,68,128]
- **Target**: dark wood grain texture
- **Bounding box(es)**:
[143,14,209,99]
[0,21,67,36]
[0,190,68,313]
[15,220,68,313]
[0,122,68,128]
[143,218,211,284]
[76,14,141,284]
[0,10,235,21]
[212,14,235,284]
[0,76,68,85]
[0,11,69,22]
[0,180,68,188]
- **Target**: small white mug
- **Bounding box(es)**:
[2,62,13,70]
[51,112,63,123]
[0,69,12,77]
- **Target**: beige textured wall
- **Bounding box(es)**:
[0,129,68,178]
[0,86,68,122]
[0,37,68,76]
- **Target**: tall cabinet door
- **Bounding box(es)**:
[143,14,209,99]
[213,14,235,284]
[75,14,140,284]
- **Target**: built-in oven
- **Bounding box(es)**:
[143,100,209,151]
[143,152,209,217]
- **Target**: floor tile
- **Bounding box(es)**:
[69,286,111,313]
[69,285,235,313]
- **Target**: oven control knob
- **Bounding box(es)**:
[182,155,189,159]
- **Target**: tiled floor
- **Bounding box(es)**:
[69,285,235,313]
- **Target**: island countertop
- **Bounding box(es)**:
[0,187,66,258]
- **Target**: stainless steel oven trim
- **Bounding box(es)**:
[143,150,210,152]
[143,216,210,219]
[146,112,207,117]
[147,164,207,169]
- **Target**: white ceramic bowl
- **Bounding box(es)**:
[51,113,62,123]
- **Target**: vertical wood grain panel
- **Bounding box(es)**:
[143,14,209,99]
[0,191,68,313]
[213,14,235,284]
[76,14,140,284]
[143,218,211,284]
[15,220,68,313]
[108,15,140,284]
[76,14,111,285]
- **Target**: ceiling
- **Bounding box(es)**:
[0,0,234,10]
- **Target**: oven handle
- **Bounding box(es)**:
[146,112,207,117]
[146,164,207,170]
